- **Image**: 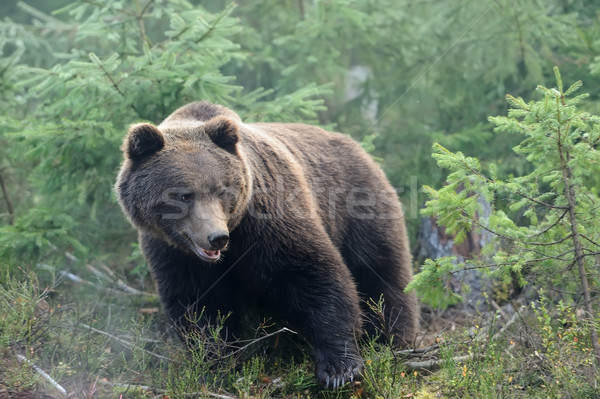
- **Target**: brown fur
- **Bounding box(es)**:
[115,102,419,389]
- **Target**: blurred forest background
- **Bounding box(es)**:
[0,0,599,397]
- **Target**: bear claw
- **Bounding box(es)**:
[317,355,363,389]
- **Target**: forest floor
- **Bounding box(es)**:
[0,263,597,399]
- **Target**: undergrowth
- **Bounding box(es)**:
[1,267,599,398]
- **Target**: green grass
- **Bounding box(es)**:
[1,267,598,398]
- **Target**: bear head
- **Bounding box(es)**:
[115,116,252,262]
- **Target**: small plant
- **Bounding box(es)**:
[409,67,600,369]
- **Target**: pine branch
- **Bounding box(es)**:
[194,3,236,44]
[135,0,154,47]
[580,233,600,248]
[88,53,143,118]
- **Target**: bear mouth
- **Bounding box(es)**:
[182,232,222,262]
[192,243,221,262]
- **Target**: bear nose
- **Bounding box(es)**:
[208,231,229,250]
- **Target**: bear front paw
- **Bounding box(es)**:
[315,350,364,389]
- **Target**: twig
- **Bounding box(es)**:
[37,261,157,298]
[86,264,150,295]
[395,343,439,356]
[15,354,67,396]
[97,379,152,392]
[150,390,236,399]
[404,354,472,372]
[490,300,509,321]
[495,308,519,337]
[194,3,235,44]
[78,323,172,362]
[225,327,297,358]
[38,263,87,285]
[136,0,154,46]
[88,53,143,117]
[580,233,600,248]
[16,1,64,24]
[402,306,521,371]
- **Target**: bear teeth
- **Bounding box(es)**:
[199,247,220,260]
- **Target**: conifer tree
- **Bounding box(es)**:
[409,67,600,364]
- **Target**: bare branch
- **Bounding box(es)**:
[78,323,172,362]
[37,262,157,298]
[86,264,151,296]
[225,327,297,358]
[97,379,152,392]
[580,233,600,248]
[395,343,439,356]
[15,354,67,396]
[404,354,472,372]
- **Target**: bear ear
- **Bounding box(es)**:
[204,116,239,153]
[124,123,165,161]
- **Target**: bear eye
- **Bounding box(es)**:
[180,193,194,203]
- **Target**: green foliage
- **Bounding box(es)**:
[0,271,46,348]
[0,208,86,265]
[406,257,464,308]
[413,68,600,308]
[531,292,598,396]
[0,0,329,268]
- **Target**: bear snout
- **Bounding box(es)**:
[207,231,229,250]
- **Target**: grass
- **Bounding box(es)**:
[1,266,599,398]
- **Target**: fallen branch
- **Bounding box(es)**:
[226,327,297,358]
[495,308,519,338]
[404,354,472,372]
[37,262,157,298]
[490,299,509,321]
[401,305,522,371]
[86,263,150,295]
[15,354,67,396]
[150,390,236,399]
[96,379,152,392]
[79,323,171,362]
[395,343,439,357]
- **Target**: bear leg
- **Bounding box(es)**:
[341,221,419,347]
[262,243,364,389]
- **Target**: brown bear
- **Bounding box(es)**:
[115,102,418,389]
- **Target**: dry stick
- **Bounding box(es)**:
[494,309,519,338]
[98,372,236,399]
[151,391,236,399]
[97,379,152,392]
[15,354,67,396]
[0,172,14,225]
[403,308,521,371]
[395,344,440,357]
[225,327,297,358]
[37,263,150,298]
[490,299,509,321]
[86,263,152,296]
[555,94,600,366]
[39,255,157,298]
[79,323,172,362]
[404,354,472,372]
